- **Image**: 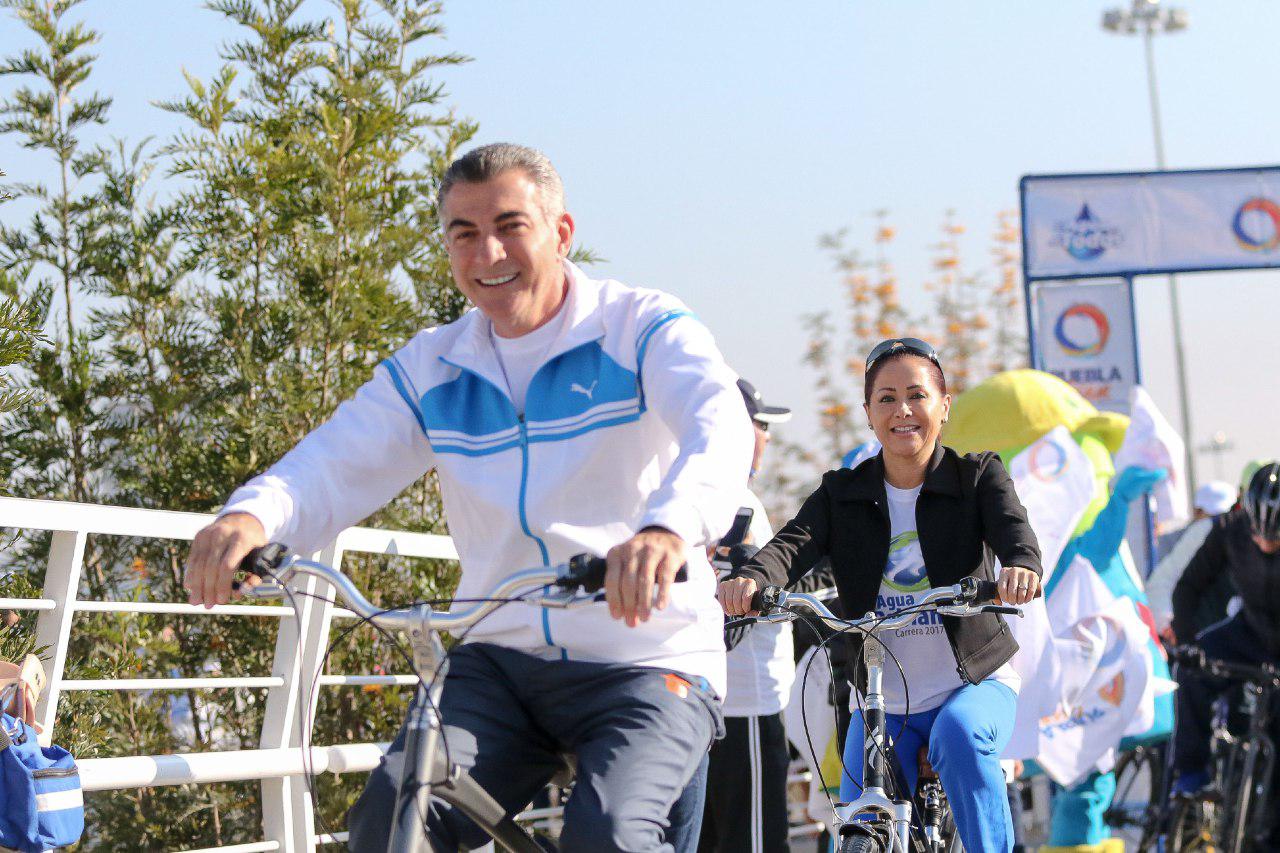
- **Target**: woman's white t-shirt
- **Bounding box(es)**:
[871,481,1020,715]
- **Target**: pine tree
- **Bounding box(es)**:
[2,0,478,845]
[0,169,45,424]
[0,0,113,505]
[760,211,1027,517]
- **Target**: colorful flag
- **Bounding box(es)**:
[1001,427,1097,760]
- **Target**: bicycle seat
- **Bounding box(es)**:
[917,745,938,781]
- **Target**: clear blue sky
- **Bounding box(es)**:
[3,0,1277,487]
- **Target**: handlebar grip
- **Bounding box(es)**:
[973,580,1001,604]
[748,585,782,613]
[1168,645,1205,668]
[238,547,266,578]
[232,542,290,590]
[561,554,688,593]
[982,605,1022,617]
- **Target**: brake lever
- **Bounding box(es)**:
[241,581,286,600]
[936,604,1023,618]
[538,588,604,609]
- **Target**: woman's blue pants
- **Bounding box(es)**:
[840,679,1017,853]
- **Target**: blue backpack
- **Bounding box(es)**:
[0,714,83,852]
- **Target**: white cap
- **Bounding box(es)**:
[1194,480,1237,516]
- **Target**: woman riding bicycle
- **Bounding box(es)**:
[719,338,1042,853]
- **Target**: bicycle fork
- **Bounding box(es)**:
[836,639,912,851]
[388,612,450,853]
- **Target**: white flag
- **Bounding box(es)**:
[1114,385,1189,527]
[1009,427,1097,585]
[1037,592,1153,786]
[1000,427,1097,760]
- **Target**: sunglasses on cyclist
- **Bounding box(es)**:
[864,338,941,375]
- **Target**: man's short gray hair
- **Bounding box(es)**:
[438,143,566,222]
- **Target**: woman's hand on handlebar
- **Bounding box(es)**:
[997,565,1040,606]
[185,512,267,608]
[717,576,759,617]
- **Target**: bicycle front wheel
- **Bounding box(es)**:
[1167,795,1219,853]
[839,832,886,853]
[1106,744,1165,852]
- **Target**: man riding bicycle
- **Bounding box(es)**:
[1170,462,1280,800]
[184,143,753,851]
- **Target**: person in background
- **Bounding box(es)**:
[1146,477,1239,644]
[1170,462,1280,798]
[697,378,795,853]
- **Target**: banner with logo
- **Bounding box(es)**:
[1022,166,1280,279]
[1031,279,1137,414]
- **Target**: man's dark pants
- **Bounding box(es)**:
[698,712,791,853]
[347,643,723,852]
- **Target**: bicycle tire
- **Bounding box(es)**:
[839,832,886,853]
[1167,795,1218,853]
[1106,744,1164,851]
[1225,746,1256,853]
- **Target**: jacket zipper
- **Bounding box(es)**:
[517,415,562,657]
[437,357,556,651]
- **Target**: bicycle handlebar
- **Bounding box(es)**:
[1168,645,1280,686]
[729,576,1020,635]
[233,543,688,634]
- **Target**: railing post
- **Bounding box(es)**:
[32,529,87,744]
[259,542,340,850]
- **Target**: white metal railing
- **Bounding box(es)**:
[0,496,457,852]
[0,496,852,852]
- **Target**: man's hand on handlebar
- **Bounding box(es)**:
[717,576,759,617]
[185,512,267,608]
[606,526,685,627]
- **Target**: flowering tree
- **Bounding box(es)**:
[760,209,1028,517]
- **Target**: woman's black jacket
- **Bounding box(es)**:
[731,443,1043,685]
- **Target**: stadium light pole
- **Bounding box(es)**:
[1102,0,1197,493]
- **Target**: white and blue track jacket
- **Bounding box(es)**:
[221,261,753,695]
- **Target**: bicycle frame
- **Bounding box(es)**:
[1219,676,1278,851]
[250,554,591,853]
[1167,647,1280,853]
[749,582,1017,852]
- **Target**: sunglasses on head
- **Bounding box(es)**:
[864,337,941,374]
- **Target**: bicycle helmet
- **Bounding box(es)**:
[1243,462,1280,541]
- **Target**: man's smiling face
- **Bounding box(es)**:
[442,169,574,338]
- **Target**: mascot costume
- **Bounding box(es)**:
[945,370,1175,853]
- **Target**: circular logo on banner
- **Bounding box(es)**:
[1232,197,1280,252]
[1028,439,1068,482]
[1054,302,1110,357]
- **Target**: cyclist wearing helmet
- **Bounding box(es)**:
[1170,461,1280,794]
[719,338,1042,853]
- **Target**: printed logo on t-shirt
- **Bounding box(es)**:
[883,530,928,592]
